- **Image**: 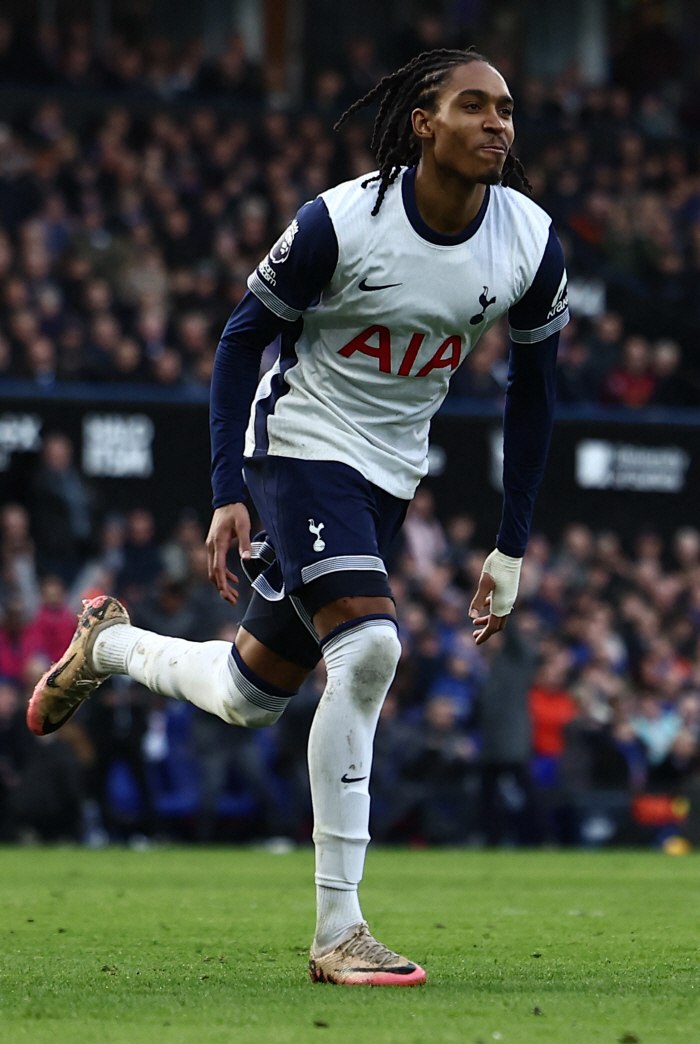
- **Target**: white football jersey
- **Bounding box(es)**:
[244,167,568,500]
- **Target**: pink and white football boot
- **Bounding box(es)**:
[309,922,427,986]
[27,594,129,736]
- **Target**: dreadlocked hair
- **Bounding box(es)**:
[334,47,532,216]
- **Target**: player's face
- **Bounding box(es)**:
[415,62,515,185]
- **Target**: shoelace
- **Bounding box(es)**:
[335,923,403,967]
[47,668,98,700]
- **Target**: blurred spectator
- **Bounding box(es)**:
[0,502,39,615]
[86,678,157,840]
[602,336,656,407]
[0,600,28,682]
[24,576,75,665]
[396,13,448,66]
[632,694,681,768]
[69,514,126,608]
[11,727,86,842]
[132,578,199,640]
[341,36,386,108]
[450,326,506,400]
[0,678,34,840]
[190,626,285,843]
[403,487,447,579]
[185,545,243,639]
[313,69,345,119]
[30,432,91,582]
[272,665,323,840]
[161,509,204,583]
[554,523,594,589]
[649,340,697,407]
[196,34,263,102]
[444,513,475,577]
[476,614,542,846]
[673,527,700,575]
[370,690,416,842]
[561,691,640,794]
[395,695,478,844]
[529,648,578,768]
[116,508,162,600]
[556,333,601,403]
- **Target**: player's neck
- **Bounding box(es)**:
[414,157,487,236]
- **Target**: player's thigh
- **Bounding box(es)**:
[244,457,407,627]
[313,595,395,639]
[237,589,320,690]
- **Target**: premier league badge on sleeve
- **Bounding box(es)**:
[270,218,300,265]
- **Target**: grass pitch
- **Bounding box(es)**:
[0,847,698,1044]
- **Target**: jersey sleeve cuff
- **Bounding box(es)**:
[496,538,525,558]
[247,271,303,322]
[509,307,569,344]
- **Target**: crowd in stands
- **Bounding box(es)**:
[0,14,699,402]
[2,440,700,848]
[0,17,265,104]
[2,14,700,846]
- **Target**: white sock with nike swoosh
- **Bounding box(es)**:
[309,616,401,953]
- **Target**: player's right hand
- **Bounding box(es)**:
[205,503,252,607]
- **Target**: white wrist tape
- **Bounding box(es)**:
[481,548,523,617]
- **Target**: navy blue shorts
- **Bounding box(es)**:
[239,456,408,669]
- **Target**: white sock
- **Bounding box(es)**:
[91,622,145,674]
[91,624,294,727]
[314,885,363,954]
[308,617,401,951]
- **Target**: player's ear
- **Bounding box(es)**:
[412,108,434,141]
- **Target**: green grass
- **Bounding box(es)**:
[0,848,699,1044]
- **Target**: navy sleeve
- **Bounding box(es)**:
[210,291,299,508]
[496,331,559,558]
[210,197,337,509]
[508,224,569,344]
[247,196,339,320]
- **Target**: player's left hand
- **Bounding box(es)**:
[468,548,523,645]
[468,571,507,645]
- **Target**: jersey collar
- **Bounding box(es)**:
[401,166,491,245]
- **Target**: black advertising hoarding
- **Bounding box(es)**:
[1,385,700,547]
[0,390,213,538]
[427,412,700,547]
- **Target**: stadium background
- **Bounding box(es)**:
[2,0,700,851]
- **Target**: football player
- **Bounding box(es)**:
[29,48,568,987]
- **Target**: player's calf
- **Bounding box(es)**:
[29,603,299,732]
[90,625,298,727]
[309,615,402,956]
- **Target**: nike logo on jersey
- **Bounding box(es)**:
[469,286,497,325]
[341,774,367,783]
[359,278,403,292]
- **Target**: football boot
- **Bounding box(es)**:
[27,594,129,736]
[309,922,427,986]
